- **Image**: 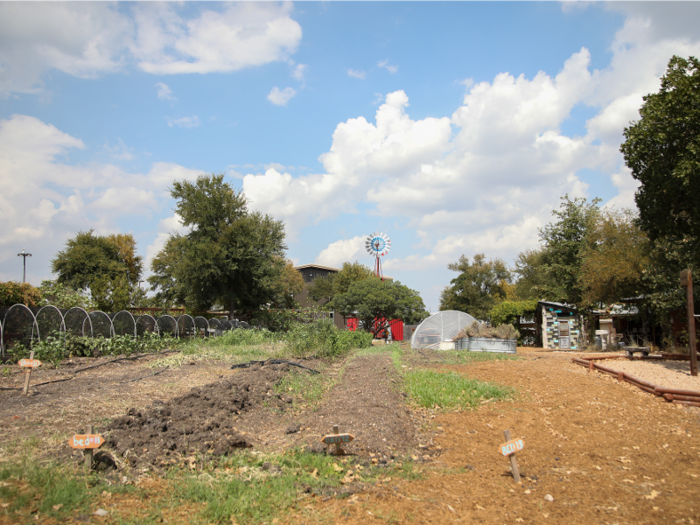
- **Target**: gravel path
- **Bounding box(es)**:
[595,358,700,392]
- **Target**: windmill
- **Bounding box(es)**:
[365,232,391,280]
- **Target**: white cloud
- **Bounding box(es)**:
[316,236,366,267]
[144,213,188,273]
[0,3,303,97]
[377,59,398,74]
[132,3,302,75]
[347,69,366,79]
[155,82,175,101]
[267,86,296,106]
[103,138,134,161]
[0,114,201,283]
[167,116,200,128]
[292,63,308,81]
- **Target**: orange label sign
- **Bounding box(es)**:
[18,359,41,368]
[500,438,524,456]
[321,433,355,445]
[69,434,104,449]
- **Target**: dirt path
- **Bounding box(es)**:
[303,349,700,524]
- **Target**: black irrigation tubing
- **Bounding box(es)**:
[231,359,320,374]
[120,367,170,384]
[431,348,446,362]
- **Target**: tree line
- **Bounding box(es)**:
[440,55,700,344]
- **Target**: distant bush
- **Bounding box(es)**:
[0,281,42,307]
[208,328,282,347]
[286,319,372,358]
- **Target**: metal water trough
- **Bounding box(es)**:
[456,337,517,354]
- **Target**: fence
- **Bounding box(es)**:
[0,304,251,357]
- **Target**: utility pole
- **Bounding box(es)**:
[17,248,32,283]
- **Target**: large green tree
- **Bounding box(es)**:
[307,261,375,303]
[148,173,287,316]
[536,195,600,306]
[620,55,700,318]
[579,208,650,306]
[331,278,428,337]
[51,231,144,311]
[439,254,511,320]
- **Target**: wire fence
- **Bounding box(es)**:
[0,304,251,357]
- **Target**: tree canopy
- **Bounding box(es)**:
[148,173,287,315]
[51,231,144,311]
[439,253,511,321]
[0,281,42,307]
[331,278,428,337]
[307,261,375,303]
[621,55,700,269]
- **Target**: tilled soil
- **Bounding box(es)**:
[104,363,293,469]
[304,349,700,525]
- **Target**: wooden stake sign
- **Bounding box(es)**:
[69,425,104,471]
[321,425,354,455]
[19,351,41,395]
[500,430,523,482]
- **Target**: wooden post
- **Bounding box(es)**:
[22,351,34,396]
[86,425,94,472]
[503,429,521,482]
[681,270,697,377]
[333,424,342,456]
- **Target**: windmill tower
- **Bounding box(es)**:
[365,232,391,281]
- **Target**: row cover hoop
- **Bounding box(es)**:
[1,304,235,356]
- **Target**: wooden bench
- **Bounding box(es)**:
[624,346,650,357]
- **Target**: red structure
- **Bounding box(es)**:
[346,318,404,341]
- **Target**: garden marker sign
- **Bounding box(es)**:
[69,425,103,471]
[321,425,354,455]
[500,430,523,482]
[19,351,41,395]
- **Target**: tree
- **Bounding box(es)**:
[331,278,428,337]
[579,209,650,306]
[620,55,700,320]
[621,56,700,270]
[537,195,600,306]
[308,261,375,302]
[51,230,144,311]
[439,254,511,321]
[148,173,287,316]
[513,248,553,300]
[271,258,305,309]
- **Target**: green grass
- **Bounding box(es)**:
[173,449,421,524]
[0,460,138,523]
[402,369,515,410]
[273,366,334,406]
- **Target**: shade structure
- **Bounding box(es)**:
[410,310,477,350]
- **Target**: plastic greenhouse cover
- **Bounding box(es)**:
[410,310,477,350]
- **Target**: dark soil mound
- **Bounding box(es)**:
[105,363,294,468]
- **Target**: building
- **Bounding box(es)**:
[293,264,345,329]
[536,301,583,350]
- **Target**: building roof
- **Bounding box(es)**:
[294,263,341,272]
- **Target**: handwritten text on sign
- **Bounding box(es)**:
[321,434,355,445]
[18,359,42,368]
[500,438,524,456]
[69,434,104,449]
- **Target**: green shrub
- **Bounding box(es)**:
[285,320,372,358]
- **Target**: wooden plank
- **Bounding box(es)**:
[22,351,34,396]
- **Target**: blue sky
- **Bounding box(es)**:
[1,1,700,313]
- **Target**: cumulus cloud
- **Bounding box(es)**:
[168,116,200,128]
[0,3,303,96]
[347,69,366,79]
[0,114,201,283]
[315,236,365,267]
[267,86,296,106]
[155,82,175,101]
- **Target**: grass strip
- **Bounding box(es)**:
[403,369,515,410]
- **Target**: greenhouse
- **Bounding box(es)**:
[410,310,477,350]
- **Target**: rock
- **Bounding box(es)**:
[544,494,554,502]
[94,509,109,516]
[286,423,301,434]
